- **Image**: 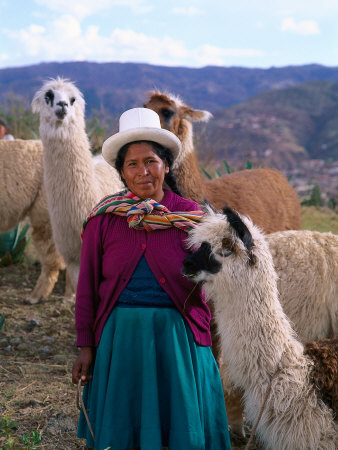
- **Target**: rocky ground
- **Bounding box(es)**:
[0,262,84,449]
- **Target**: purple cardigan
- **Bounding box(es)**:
[75,189,212,347]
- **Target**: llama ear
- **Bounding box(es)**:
[31,95,41,113]
[222,206,254,252]
[201,199,219,215]
[181,106,213,123]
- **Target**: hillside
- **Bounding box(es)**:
[198,81,338,168]
[1,61,338,116]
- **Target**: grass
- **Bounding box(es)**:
[301,206,338,234]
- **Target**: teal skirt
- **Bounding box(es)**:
[78,306,231,450]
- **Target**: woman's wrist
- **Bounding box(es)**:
[79,346,94,353]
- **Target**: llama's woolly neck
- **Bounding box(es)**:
[41,122,96,184]
[173,118,205,201]
[39,115,86,144]
[41,119,100,252]
[174,119,194,162]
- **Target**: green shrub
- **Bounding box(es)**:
[301,184,323,207]
[0,223,31,266]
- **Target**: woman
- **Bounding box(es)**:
[72,108,231,450]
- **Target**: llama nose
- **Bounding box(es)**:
[182,255,199,276]
[57,101,68,109]
[55,101,68,119]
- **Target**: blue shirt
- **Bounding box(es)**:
[117,256,174,307]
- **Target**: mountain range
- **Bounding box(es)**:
[1,61,338,115]
[0,61,337,170]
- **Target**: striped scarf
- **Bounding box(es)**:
[81,189,205,238]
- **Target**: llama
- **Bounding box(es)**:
[223,228,338,437]
[0,139,66,304]
[32,78,123,289]
[182,206,337,450]
[145,91,301,234]
[267,230,338,342]
[304,338,338,416]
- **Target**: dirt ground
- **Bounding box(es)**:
[0,262,85,449]
[0,260,258,450]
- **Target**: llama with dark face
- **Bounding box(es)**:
[183,206,337,450]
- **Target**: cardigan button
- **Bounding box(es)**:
[141,243,146,250]
[160,277,165,284]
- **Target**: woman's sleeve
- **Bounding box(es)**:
[75,216,103,347]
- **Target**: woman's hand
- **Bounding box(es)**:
[72,346,94,385]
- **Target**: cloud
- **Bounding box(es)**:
[34,0,152,18]
[194,45,263,66]
[5,16,82,58]
[280,17,320,35]
[5,15,263,67]
[274,0,338,17]
[0,53,9,63]
[172,6,204,15]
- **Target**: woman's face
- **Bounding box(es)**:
[121,142,169,202]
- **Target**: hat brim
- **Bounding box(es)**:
[102,127,182,166]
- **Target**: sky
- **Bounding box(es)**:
[1,0,338,70]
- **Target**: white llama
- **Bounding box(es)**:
[32,78,123,289]
[182,206,337,450]
[222,228,338,438]
[267,229,338,341]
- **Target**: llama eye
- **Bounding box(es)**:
[44,90,54,106]
[70,97,76,105]
[162,108,174,119]
[218,237,233,257]
[216,248,233,258]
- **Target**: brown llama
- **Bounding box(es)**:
[144,91,301,234]
[304,338,338,417]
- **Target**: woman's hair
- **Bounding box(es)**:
[0,118,9,131]
[115,140,182,197]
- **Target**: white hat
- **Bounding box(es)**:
[102,108,181,166]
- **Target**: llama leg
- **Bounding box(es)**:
[210,305,246,437]
[220,361,246,438]
[66,262,80,294]
[62,270,75,302]
[25,222,64,304]
[224,389,245,437]
[25,191,65,304]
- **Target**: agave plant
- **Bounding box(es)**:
[223,160,232,174]
[0,223,30,266]
[201,167,213,180]
[201,159,254,180]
